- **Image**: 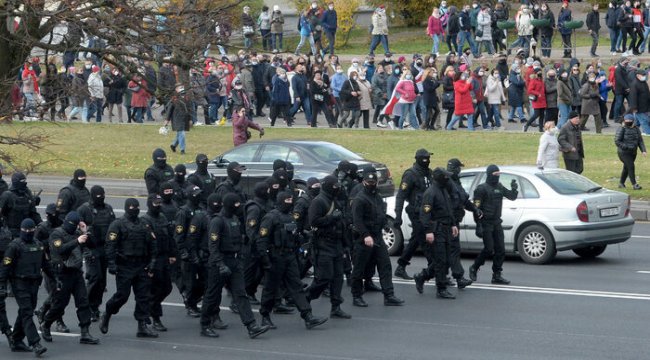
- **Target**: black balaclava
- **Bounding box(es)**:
[90,185,105,207]
[63,211,80,234]
[253,181,269,201]
[306,177,320,197]
[276,191,293,213]
[11,172,27,193]
[222,193,241,218]
[446,158,464,181]
[273,159,287,171]
[363,172,378,194]
[227,162,243,185]
[188,186,202,207]
[152,148,167,169]
[347,163,359,179]
[174,164,187,183]
[45,203,61,228]
[147,193,162,216]
[196,154,209,175]
[207,193,222,214]
[432,167,451,187]
[337,160,351,181]
[160,181,174,203]
[20,218,36,242]
[414,149,431,169]
[273,169,288,190]
[486,164,501,186]
[72,168,87,188]
[320,175,339,197]
[124,198,140,221]
[266,177,281,201]
[286,162,295,181]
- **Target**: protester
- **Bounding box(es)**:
[536,121,560,169]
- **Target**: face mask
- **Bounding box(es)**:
[113,71,119,76]
[224,70,230,75]
[21,230,35,242]
[92,193,105,207]
[360,75,366,80]
[161,188,174,202]
[641,76,648,82]
[336,69,343,73]
[625,121,634,127]
[561,73,568,79]
[433,172,449,187]
[589,79,596,84]
[461,74,468,80]
[149,204,161,216]
[416,61,423,66]
[394,69,400,75]
[486,172,500,186]
[228,168,242,184]
[405,75,412,80]
[548,75,555,79]
[125,202,140,220]
[478,71,485,76]
[63,219,78,235]
[429,58,435,64]
[280,74,287,80]
[550,127,559,135]
[364,182,377,194]
[352,62,359,67]
[473,4,478,8]
[329,5,334,10]
[312,4,317,8]
[353,76,358,80]
[416,156,430,169]
[235,85,243,90]
[73,177,86,188]
[85,64,91,69]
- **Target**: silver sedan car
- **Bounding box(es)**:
[383,166,635,264]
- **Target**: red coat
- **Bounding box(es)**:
[233,112,263,147]
[129,79,151,108]
[527,78,547,109]
[453,79,474,115]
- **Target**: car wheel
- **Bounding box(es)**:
[572,245,607,259]
[383,218,404,256]
[516,225,556,264]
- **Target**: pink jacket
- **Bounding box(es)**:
[395,80,417,103]
[427,16,444,36]
[233,112,263,147]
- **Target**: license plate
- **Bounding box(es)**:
[600,207,620,218]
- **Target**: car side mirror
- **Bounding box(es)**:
[214,156,227,168]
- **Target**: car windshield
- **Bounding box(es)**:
[305,143,363,162]
[536,171,602,195]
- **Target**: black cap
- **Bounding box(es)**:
[363,170,378,183]
[21,218,36,230]
[415,149,431,158]
[45,203,57,215]
[636,69,647,76]
[432,167,453,178]
[568,111,579,119]
[447,158,465,168]
[227,161,246,172]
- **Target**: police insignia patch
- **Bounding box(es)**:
[210,233,218,241]
[2,257,11,265]
[474,200,481,207]
[189,225,197,234]
[400,182,408,190]
[109,232,117,241]
[176,225,184,234]
[259,228,269,236]
[423,205,432,213]
[293,212,300,220]
[248,219,257,227]
[56,198,63,207]
[53,239,62,247]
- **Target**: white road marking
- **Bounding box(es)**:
[631,235,650,239]
[636,271,650,274]
[38,331,80,337]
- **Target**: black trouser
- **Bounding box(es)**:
[312,101,335,127]
[351,235,394,298]
[333,97,342,124]
[255,90,267,115]
[561,33,572,56]
[259,251,311,317]
[398,211,426,268]
[361,109,370,128]
[599,100,609,123]
[448,233,465,279]
[104,260,152,321]
[622,27,636,52]
[150,256,173,319]
[619,150,638,185]
[185,262,207,310]
[86,253,107,313]
[445,106,454,126]
[244,253,265,297]
[201,255,255,327]
[373,105,389,124]
[472,221,506,274]
[432,225,453,290]
[564,157,584,174]
[545,107,558,124]
[170,260,185,301]
[270,104,290,126]
[43,269,91,328]
[306,250,344,306]
[11,278,41,345]
[425,105,440,129]
[0,284,10,334]
[526,108,545,131]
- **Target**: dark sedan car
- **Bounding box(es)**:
[186,140,395,197]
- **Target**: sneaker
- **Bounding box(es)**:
[218,117,226,126]
[611,51,617,56]
[618,183,626,189]
[376,121,387,128]
[195,122,204,126]
[633,184,643,190]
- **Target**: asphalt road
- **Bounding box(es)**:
[4,194,650,359]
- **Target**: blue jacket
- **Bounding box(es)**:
[206,74,222,103]
[291,73,308,98]
[508,71,525,107]
[271,75,291,105]
[558,9,573,35]
[598,77,610,101]
[364,63,376,82]
[321,9,337,33]
[299,16,312,36]
[330,72,347,97]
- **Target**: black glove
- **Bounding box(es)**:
[145,261,156,273]
[217,262,232,277]
[393,216,403,227]
[34,196,41,206]
[179,248,189,261]
[261,254,272,270]
[0,283,6,298]
[511,179,518,191]
[475,222,484,239]
[474,209,484,219]
[331,209,342,221]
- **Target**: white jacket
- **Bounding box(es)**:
[516,12,534,36]
[536,131,560,169]
[485,75,506,105]
[87,73,104,99]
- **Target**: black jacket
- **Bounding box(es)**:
[628,78,650,113]
[614,65,630,95]
[351,187,387,239]
[422,77,440,107]
[615,124,647,153]
[419,182,455,235]
[308,192,343,255]
[473,182,517,223]
[586,10,601,32]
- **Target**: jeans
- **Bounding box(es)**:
[146,96,155,121]
[208,101,219,123]
[508,106,526,122]
[289,96,313,124]
[398,102,419,129]
[609,28,620,52]
[474,101,489,127]
[272,33,283,51]
[133,107,145,123]
[447,113,475,130]
[325,30,336,55]
[369,34,390,55]
[510,35,531,57]
[616,28,623,49]
[488,104,502,127]
[171,130,186,152]
[613,93,627,120]
[590,30,599,55]
[558,103,571,128]
[70,102,89,122]
[23,92,36,115]
[639,26,650,52]
[457,30,477,55]
[431,34,441,54]
[244,35,252,49]
[478,40,495,56]
[296,34,316,55]
[260,29,271,50]
[634,112,650,134]
[541,35,552,57]
[87,98,104,122]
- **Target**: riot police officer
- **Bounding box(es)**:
[77,185,115,321]
[0,172,42,237]
[142,194,177,332]
[55,169,90,218]
[0,215,13,348]
[100,198,158,338]
[351,171,404,307]
[144,148,174,195]
[306,176,351,319]
[0,219,51,355]
[160,181,184,300]
[174,186,203,317]
[40,211,99,345]
[200,194,270,339]
[244,182,271,303]
[334,160,359,287]
[469,165,518,285]
[257,191,328,330]
[169,164,189,206]
[214,162,247,202]
[187,153,215,207]
[294,177,320,278]
[418,168,457,299]
[394,149,433,280]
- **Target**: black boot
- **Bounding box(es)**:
[436,288,456,299]
[247,322,270,339]
[384,294,405,306]
[11,339,31,352]
[330,306,352,319]
[152,317,168,332]
[247,294,260,305]
[469,265,478,281]
[90,309,100,322]
[303,312,328,330]
[32,342,47,357]
[55,319,70,333]
[363,280,382,292]
[394,265,413,280]
[414,272,425,294]
[352,296,368,307]
[99,313,111,334]
[137,320,159,338]
[211,315,228,330]
[186,307,201,318]
[229,302,240,314]
[79,326,100,345]
[456,277,473,289]
[4,330,16,350]
[492,272,511,285]
[200,326,219,338]
[261,315,277,329]
[273,303,295,314]
[39,322,52,343]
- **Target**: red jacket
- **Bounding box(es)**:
[527,77,547,109]
[129,79,151,108]
[233,112,263,147]
[427,16,444,36]
[395,80,417,103]
[453,79,474,115]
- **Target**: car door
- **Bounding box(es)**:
[458,172,480,251]
[213,143,262,194]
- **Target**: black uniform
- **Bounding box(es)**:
[187,154,216,207]
[293,178,319,278]
[469,165,518,283]
[0,173,42,238]
[160,182,184,297]
[169,164,189,206]
[173,188,203,313]
[77,186,115,317]
[0,171,7,196]
[144,148,174,195]
[447,160,478,283]
[333,162,359,281]
[0,219,13,339]
[55,169,90,218]
[243,182,271,299]
[185,199,217,313]
[101,198,158,337]
[0,219,51,353]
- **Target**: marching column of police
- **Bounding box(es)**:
[0,147,516,356]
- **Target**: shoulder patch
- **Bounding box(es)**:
[259,227,269,237]
[109,232,118,241]
[423,205,432,213]
[210,233,218,241]
[56,198,63,207]
[176,225,184,234]
[53,239,62,248]
[400,182,408,191]
[189,225,197,234]
[248,219,257,227]
[2,257,11,265]
[474,199,481,208]
[292,212,300,220]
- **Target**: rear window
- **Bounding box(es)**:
[536,171,601,195]
[306,144,363,162]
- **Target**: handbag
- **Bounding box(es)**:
[243,25,254,36]
[442,91,455,109]
[528,94,537,101]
